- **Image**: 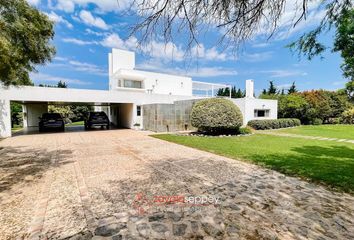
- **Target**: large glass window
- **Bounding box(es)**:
[124,80,142,89]
[254,109,270,117]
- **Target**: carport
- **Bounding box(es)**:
[0,86,138,137]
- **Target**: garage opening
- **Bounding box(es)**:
[10,101,135,136]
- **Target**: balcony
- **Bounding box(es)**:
[192,81,231,97]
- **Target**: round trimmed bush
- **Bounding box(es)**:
[191,98,243,134]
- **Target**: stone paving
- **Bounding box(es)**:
[0,129,354,240]
[259,131,354,144]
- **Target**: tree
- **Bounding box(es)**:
[289,6,354,99]
[39,81,68,88]
[268,81,277,95]
[70,105,93,122]
[288,82,298,94]
[132,1,351,52]
[57,81,67,88]
[346,81,354,100]
[278,94,308,120]
[216,86,244,98]
[10,102,23,128]
[0,0,55,86]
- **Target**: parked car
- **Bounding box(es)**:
[85,111,110,130]
[39,113,65,132]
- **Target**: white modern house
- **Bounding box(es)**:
[0,49,277,138]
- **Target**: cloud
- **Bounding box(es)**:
[100,33,126,49]
[253,0,325,40]
[261,70,307,78]
[332,81,346,86]
[85,28,106,36]
[31,73,91,85]
[52,0,75,13]
[101,33,232,62]
[78,10,109,30]
[251,42,270,48]
[27,0,40,5]
[54,56,69,61]
[51,0,130,13]
[187,67,238,77]
[277,83,292,89]
[276,9,326,40]
[68,60,106,76]
[137,60,237,78]
[62,38,98,45]
[244,52,273,62]
[45,11,73,29]
[191,45,233,61]
[51,57,106,76]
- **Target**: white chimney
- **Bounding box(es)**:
[245,79,255,98]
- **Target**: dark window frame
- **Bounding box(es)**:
[137,105,141,116]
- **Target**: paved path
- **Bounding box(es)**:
[0,130,353,240]
[258,131,354,144]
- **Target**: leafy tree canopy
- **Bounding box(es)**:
[216,86,245,98]
[288,82,298,94]
[0,0,55,86]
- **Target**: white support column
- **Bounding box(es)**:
[0,99,11,138]
[24,104,48,127]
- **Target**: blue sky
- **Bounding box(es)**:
[27,0,348,95]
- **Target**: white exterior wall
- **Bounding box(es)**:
[0,99,11,138]
[245,79,255,98]
[135,70,192,96]
[23,104,48,127]
[231,98,278,126]
[0,86,195,105]
[109,48,192,96]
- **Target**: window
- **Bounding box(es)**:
[254,109,270,117]
[137,105,141,116]
[123,80,142,89]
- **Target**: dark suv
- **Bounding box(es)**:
[39,113,65,132]
[85,111,110,130]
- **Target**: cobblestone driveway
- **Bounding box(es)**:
[0,129,353,240]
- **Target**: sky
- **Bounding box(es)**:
[27,0,348,95]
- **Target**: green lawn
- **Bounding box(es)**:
[66,121,84,126]
[11,124,23,133]
[153,133,354,193]
[270,125,354,140]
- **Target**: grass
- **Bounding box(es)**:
[153,133,354,193]
[66,121,84,126]
[270,124,354,140]
[11,124,23,133]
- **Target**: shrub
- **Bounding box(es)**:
[247,118,300,130]
[191,98,243,134]
[341,108,354,124]
[238,127,252,135]
[311,118,323,125]
[327,118,341,124]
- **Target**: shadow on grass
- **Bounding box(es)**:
[0,146,73,192]
[249,145,354,193]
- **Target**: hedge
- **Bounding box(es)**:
[247,118,301,130]
[191,98,243,134]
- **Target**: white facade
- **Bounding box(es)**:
[0,48,277,137]
[232,80,278,125]
[109,49,193,96]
